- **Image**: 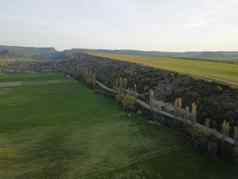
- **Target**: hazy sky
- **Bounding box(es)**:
[1,0,238,51]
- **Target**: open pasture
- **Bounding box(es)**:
[0,72,65,82]
[87,52,238,87]
[0,73,237,179]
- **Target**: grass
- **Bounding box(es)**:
[0,73,237,179]
[0,72,65,82]
[87,52,238,87]
[0,58,12,68]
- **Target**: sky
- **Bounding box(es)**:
[0,0,238,51]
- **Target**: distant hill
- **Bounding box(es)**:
[0,45,65,60]
[0,48,8,55]
[1,45,238,62]
[0,48,8,56]
[77,49,238,63]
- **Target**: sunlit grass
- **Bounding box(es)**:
[88,52,238,87]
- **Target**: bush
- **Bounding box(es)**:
[119,95,137,111]
[188,127,211,151]
[190,127,210,139]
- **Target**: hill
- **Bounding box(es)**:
[78,49,238,63]
[2,46,238,62]
[0,45,65,60]
[81,51,238,88]
[0,48,8,55]
[1,45,238,64]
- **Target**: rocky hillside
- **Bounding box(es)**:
[2,53,238,134]
[0,45,65,60]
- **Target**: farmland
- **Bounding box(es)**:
[0,73,237,179]
[86,52,238,87]
[0,72,65,82]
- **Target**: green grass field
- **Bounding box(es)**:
[0,73,237,179]
[0,72,65,82]
[87,52,238,87]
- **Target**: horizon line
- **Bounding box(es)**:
[1,44,238,53]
